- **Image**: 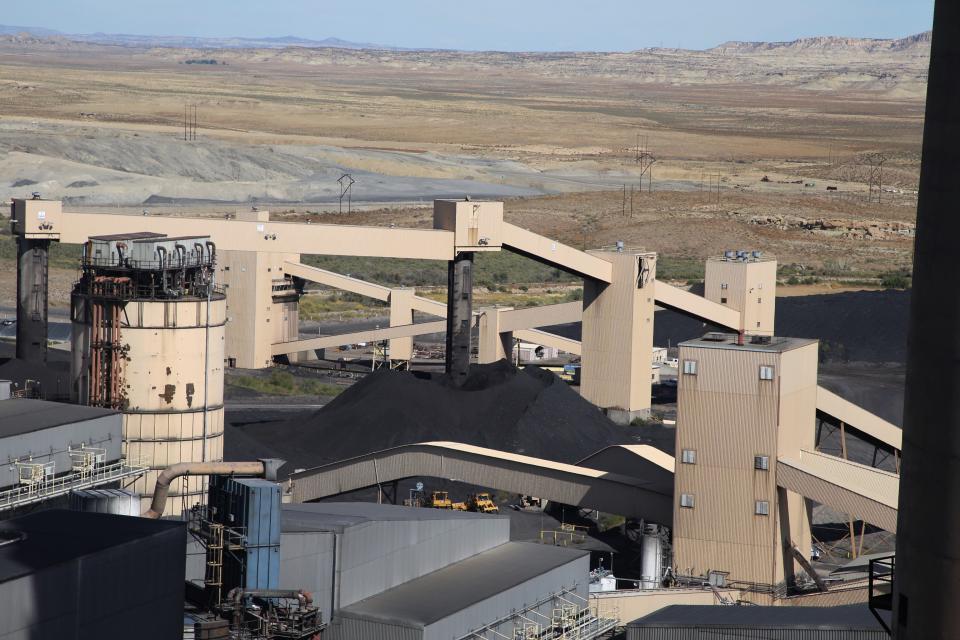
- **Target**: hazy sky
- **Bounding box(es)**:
[4,0,936,51]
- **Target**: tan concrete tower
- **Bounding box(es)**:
[477,307,514,364]
[672,333,817,590]
[70,233,227,514]
[705,252,777,336]
[580,249,657,423]
[218,210,301,369]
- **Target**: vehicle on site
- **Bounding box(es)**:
[561,363,581,384]
[468,492,500,514]
[429,490,453,509]
[452,500,469,511]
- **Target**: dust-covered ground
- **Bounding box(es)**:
[0,31,926,279]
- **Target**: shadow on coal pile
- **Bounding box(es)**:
[226,359,639,475]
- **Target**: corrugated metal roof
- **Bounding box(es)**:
[0,398,118,438]
[577,444,677,478]
[777,450,899,532]
[628,604,884,631]
[0,509,183,583]
[289,441,675,522]
[338,542,586,628]
[781,450,898,509]
[89,232,166,241]
[816,386,902,450]
[281,502,502,533]
[681,334,817,353]
[421,441,662,483]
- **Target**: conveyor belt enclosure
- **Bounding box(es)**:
[777,450,899,533]
[287,441,674,523]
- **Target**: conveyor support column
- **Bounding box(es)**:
[16,237,50,363]
[445,252,474,385]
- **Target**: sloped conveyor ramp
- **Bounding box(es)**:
[777,449,899,532]
[287,441,674,523]
[816,386,902,452]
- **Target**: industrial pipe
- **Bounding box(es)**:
[227,588,313,607]
[142,458,284,519]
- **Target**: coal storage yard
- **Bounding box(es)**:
[225,360,639,475]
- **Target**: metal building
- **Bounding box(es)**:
[673,334,819,589]
[626,604,887,639]
[333,542,591,640]
[0,398,144,511]
[69,488,139,516]
[277,502,511,624]
[70,232,226,514]
[0,509,185,640]
[704,252,777,336]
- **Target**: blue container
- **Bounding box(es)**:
[208,475,281,592]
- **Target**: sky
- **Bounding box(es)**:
[2,0,936,52]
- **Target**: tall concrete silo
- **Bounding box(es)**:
[71,232,225,515]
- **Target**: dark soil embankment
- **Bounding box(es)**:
[226,360,637,476]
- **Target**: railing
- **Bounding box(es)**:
[75,281,225,302]
[458,586,617,640]
[869,555,895,635]
[0,457,148,511]
[540,526,589,546]
[82,255,215,271]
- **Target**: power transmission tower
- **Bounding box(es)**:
[864,152,887,204]
[183,103,198,141]
[635,135,656,192]
[338,174,355,214]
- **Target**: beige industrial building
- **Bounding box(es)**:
[673,334,818,588]
[704,252,778,336]
[11,196,901,564]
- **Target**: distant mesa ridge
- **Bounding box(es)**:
[709,31,932,54]
[0,24,932,54]
[0,24,407,51]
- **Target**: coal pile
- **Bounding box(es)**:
[544,290,911,364]
[226,360,637,475]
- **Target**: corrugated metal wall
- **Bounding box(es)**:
[69,488,139,515]
[0,516,185,640]
[674,344,781,585]
[626,626,887,640]
[329,615,422,640]
[336,515,510,608]
[280,532,336,624]
[276,511,509,624]
[329,555,590,640]
[0,413,122,489]
[209,476,281,592]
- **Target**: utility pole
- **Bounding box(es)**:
[636,136,655,193]
[338,174,355,214]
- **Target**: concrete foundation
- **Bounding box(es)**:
[605,408,652,425]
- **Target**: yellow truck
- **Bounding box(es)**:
[430,491,454,509]
[468,492,500,514]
